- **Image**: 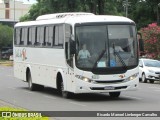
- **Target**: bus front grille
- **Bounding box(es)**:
[95,80,124,84]
[90,86,127,90]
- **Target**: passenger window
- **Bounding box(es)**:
[36,27,41,46]
[45,26,54,47]
[55,25,64,46]
[21,27,28,45]
[28,28,32,45]
[15,28,21,45]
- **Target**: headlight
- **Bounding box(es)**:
[75,75,95,83]
[124,73,139,82]
[148,70,155,73]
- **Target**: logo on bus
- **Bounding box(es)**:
[22,48,27,61]
[15,48,27,61]
[119,74,125,79]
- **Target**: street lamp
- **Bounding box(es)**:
[122,0,131,17]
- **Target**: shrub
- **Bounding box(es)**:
[140,23,160,59]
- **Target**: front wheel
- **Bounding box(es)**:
[60,80,72,98]
[109,92,121,98]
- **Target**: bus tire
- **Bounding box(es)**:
[60,80,72,98]
[109,92,121,98]
[27,71,44,91]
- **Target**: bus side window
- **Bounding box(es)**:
[21,27,27,45]
[55,25,64,47]
[28,27,32,45]
[55,26,59,46]
[35,27,41,46]
[15,28,21,45]
[58,25,64,46]
[31,27,36,45]
[39,26,45,46]
[24,27,29,46]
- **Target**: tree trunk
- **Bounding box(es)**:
[98,0,104,15]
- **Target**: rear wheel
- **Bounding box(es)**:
[142,73,147,83]
[109,92,121,98]
[27,71,44,91]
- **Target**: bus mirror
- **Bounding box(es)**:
[139,39,144,52]
[70,40,76,55]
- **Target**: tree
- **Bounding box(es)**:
[0,24,13,59]
[20,0,122,21]
[140,23,160,59]
[20,0,159,30]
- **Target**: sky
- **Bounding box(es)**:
[0,0,37,4]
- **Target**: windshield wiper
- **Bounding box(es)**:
[113,44,127,70]
[91,49,106,71]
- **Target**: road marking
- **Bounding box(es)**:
[123,95,142,100]
[69,102,86,107]
[43,95,57,100]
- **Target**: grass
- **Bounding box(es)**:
[0,60,13,66]
[0,107,49,120]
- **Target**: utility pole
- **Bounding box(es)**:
[126,0,128,17]
[123,0,130,17]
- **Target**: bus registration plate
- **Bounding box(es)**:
[104,86,115,90]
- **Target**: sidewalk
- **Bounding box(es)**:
[0,99,17,108]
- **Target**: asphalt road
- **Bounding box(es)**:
[0,66,160,120]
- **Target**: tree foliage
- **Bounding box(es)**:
[20,0,160,29]
[20,0,122,21]
[140,23,160,59]
[0,24,13,50]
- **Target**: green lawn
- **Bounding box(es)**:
[0,60,13,66]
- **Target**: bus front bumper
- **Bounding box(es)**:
[74,78,139,93]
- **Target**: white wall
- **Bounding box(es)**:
[0,0,32,21]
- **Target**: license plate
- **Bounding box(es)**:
[104,86,115,90]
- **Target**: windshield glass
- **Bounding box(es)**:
[143,60,160,67]
[75,24,138,71]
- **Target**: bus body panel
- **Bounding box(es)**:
[14,47,68,88]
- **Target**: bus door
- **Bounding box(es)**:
[65,24,74,91]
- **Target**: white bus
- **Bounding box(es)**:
[14,12,139,98]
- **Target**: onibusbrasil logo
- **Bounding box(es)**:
[0,107,49,120]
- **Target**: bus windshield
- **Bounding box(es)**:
[75,24,138,72]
